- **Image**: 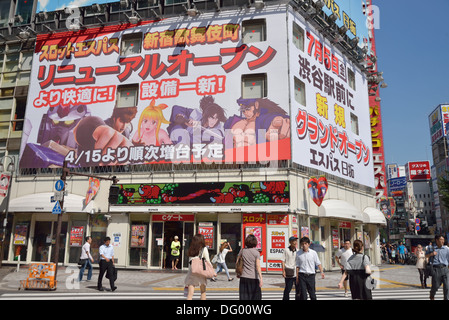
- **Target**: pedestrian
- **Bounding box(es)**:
[185,234,215,300]
[211,241,233,282]
[171,235,181,270]
[281,236,298,300]
[295,236,325,300]
[338,239,372,300]
[78,236,94,282]
[97,236,117,292]
[335,239,353,297]
[415,244,427,289]
[426,235,449,300]
[237,234,263,300]
[398,242,407,265]
[390,244,396,264]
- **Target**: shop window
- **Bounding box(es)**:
[121,33,142,56]
[292,22,304,51]
[242,19,266,44]
[0,0,10,27]
[294,76,306,106]
[14,0,33,25]
[350,113,359,135]
[130,223,149,266]
[347,68,356,90]
[117,84,139,108]
[241,73,267,99]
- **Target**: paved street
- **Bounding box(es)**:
[0,263,443,300]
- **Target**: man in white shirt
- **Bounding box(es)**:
[97,237,116,292]
[296,237,324,300]
[335,239,353,297]
[78,236,94,282]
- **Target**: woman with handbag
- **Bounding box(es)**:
[415,244,428,288]
[211,241,233,282]
[338,239,373,300]
[185,234,216,300]
[236,234,263,300]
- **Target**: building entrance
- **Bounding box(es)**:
[164,221,183,270]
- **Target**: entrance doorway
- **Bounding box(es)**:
[164,221,183,270]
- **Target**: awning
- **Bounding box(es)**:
[9,192,95,213]
[363,207,387,226]
[110,204,290,213]
[318,199,364,222]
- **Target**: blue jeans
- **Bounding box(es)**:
[215,262,231,279]
[78,259,92,281]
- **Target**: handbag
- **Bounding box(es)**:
[425,247,435,277]
[362,254,377,290]
[235,254,244,278]
[190,248,216,278]
[78,258,87,267]
[106,266,118,281]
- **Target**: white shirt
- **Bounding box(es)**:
[336,248,353,269]
[80,242,92,260]
[99,244,114,260]
[217,249,229,263]
[296,248,321,274]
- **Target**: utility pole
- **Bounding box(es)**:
[53,161,67,280]
[52,160,118,282]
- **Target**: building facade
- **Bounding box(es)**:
[0,0,386,272]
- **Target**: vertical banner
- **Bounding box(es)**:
[0,173,11,197]
[85,177,100,206]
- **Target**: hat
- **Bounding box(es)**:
[289,236,298,242]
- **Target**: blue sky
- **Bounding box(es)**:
[375,0,449,166]
[37,0,111,12]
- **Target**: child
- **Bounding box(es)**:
[133,99,172,146]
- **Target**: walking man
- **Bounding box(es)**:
[335,239,353,297]
[78,236,94,282]
[296,237,325,300]
[281,236,298,300]
[426,235,449,300]
[97,236,117,292]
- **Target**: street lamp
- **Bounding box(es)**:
[0,155,15,268]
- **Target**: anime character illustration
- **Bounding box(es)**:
[19,104,90,168]
[132,99,172,146]
[167,95,227,146]
[104,105,138,139]
[224,97,290,148]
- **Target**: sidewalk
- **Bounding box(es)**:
[0,263,423,293]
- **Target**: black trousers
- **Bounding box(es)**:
[98,260,115,290]
[283,277,297,300]
[297,273,317,300]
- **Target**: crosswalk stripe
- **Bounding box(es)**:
[0,288,444,300]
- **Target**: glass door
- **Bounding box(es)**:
[220,223,241,269]
[32,222,52,262]
[151,222,163,268]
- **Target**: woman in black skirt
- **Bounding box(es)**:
[236,234,264,300]
[338,239,373,300]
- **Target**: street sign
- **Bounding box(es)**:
[415,218,421,225]
[55,180,64,191]
[415,225,421,232]
[52,201,62,214]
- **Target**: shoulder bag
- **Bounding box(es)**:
[235,250,244,278]
[425,247,435,278]
[362,254,377,290]
[190,247,216,278]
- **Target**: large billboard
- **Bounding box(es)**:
[19,12,291,169]
[288,10,374,188]
[406,161,431,181]
[429,104,449,145]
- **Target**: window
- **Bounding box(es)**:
[241,74,267,99]
[117,84,139,108]
[0,0,10,27]
[350,113,359,135]
[242,19,266,44]
[347,68,356,90]
[294,76,306,106]
[292,22,304,51]
[121,33,142,56]
[14,0,33,25]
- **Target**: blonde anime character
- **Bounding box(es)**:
[132,100,173,146]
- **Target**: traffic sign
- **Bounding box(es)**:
[52,201,62,214]
[415,225,421,232]
[415,218,421,225]
[55,180,65,191]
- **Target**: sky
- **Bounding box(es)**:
[375,0,449,167]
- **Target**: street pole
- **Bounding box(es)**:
[0,156,15,268]
[53,160,67,279]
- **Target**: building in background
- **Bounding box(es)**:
[0,0,386,271]
[429,104,449,233]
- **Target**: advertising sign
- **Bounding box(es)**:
[267,226,288,271]
[0,173,11,197]
[20,12,291,169]
[289,11,374,188]
[199,223,215,249]
[112,181,289,205]
[388,176,407,192]
[406,161,431,181]
[130,225,147,248]
[429,105,449,145]
[69,226,84,247]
